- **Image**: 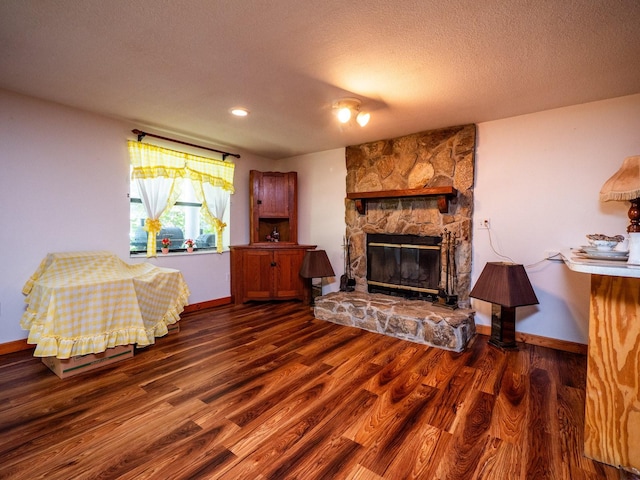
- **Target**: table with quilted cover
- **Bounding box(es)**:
[20,251,190,359]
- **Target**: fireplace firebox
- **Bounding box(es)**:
[366,233,442,301]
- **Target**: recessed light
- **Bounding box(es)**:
[230,107,249,117]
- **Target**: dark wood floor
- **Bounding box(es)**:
[0,301,628,479]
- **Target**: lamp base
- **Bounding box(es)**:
[488,304,518,350]
[309,280,322,306]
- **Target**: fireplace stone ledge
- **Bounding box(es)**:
[314,291,476,352]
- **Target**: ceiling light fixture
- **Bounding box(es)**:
[356,111,370,127]
[332,98,370,127]
[230,107,249,117]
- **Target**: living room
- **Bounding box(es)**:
[1,2,640,477]
[2,2,639,351]
[2,90,639,351]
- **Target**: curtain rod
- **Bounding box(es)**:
[132,129,240,160]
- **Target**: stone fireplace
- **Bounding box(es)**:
[314,124,477,352]
[346,123,475,305]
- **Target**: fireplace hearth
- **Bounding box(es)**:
[314,291,475,352]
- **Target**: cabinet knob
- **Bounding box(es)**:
[257,200,262,204]
[271,262,277,267]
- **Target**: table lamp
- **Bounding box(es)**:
[600,155,640,264]
[469,262,539,350]
[299,249,335,305]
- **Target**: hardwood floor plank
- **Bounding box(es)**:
[526,367,562,479]
[261,388,376,479]
[424,365,478,433]
[420,346,467,388]
[362,344,424,394]
[466,341,509,395]
[226,362,382,462]
[433,390,496,479]
[283,435,362,480]
[472,436,522,480]
[344,464,386,479]
[0,302,623,480]
[487,368,528,444]
[357,384,441,475]
[226,362,334,428]
[119,426,240,480]
[380,423,446,479]
[325,334,406,380]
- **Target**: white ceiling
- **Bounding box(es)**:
[1,1,639,159]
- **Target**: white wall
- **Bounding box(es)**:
[0,89,274,344]
[474,94,640,344]
[280,149,347,294]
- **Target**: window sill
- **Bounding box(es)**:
[129,249,227,258]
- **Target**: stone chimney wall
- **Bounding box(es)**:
[345,124,476,307]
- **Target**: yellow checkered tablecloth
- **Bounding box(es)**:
[20,251,190,359]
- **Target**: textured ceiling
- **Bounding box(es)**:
[1,0,639,159]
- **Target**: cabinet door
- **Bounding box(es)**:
[257,172,290,218]
[242,249,275,300]
[273,249,306,299]
[250,171,298,244]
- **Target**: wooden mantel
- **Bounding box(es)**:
[346,186,457,215]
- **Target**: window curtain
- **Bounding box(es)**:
[129,141,185,257]
[187,158,235,253]
[128,140,235,256]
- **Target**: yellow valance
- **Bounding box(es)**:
[128,140,235,192]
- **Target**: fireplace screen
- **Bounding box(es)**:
[367,233,441,300]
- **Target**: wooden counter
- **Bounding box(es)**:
[562,250,640,474]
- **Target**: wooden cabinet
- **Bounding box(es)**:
[230,244,315,303]
[250,170,298,244]
[232,170,312,304]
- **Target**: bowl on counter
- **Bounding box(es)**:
[590,239,619,251]
[586,234,624,252]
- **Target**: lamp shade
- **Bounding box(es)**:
[469,262,538,308]
[299,250,335,278]
[600,155,640,201]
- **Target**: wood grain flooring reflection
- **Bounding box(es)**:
[0,302,626,479]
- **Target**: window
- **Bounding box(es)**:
[129,176,224,253]
[128,141,235,257]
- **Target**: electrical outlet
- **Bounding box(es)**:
[479,218,490,229]
[225,273,230,282]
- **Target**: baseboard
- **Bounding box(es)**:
[0,338,33,355]
[0,297,232,356]
[475,325,588,355]
[183,297,232,313]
